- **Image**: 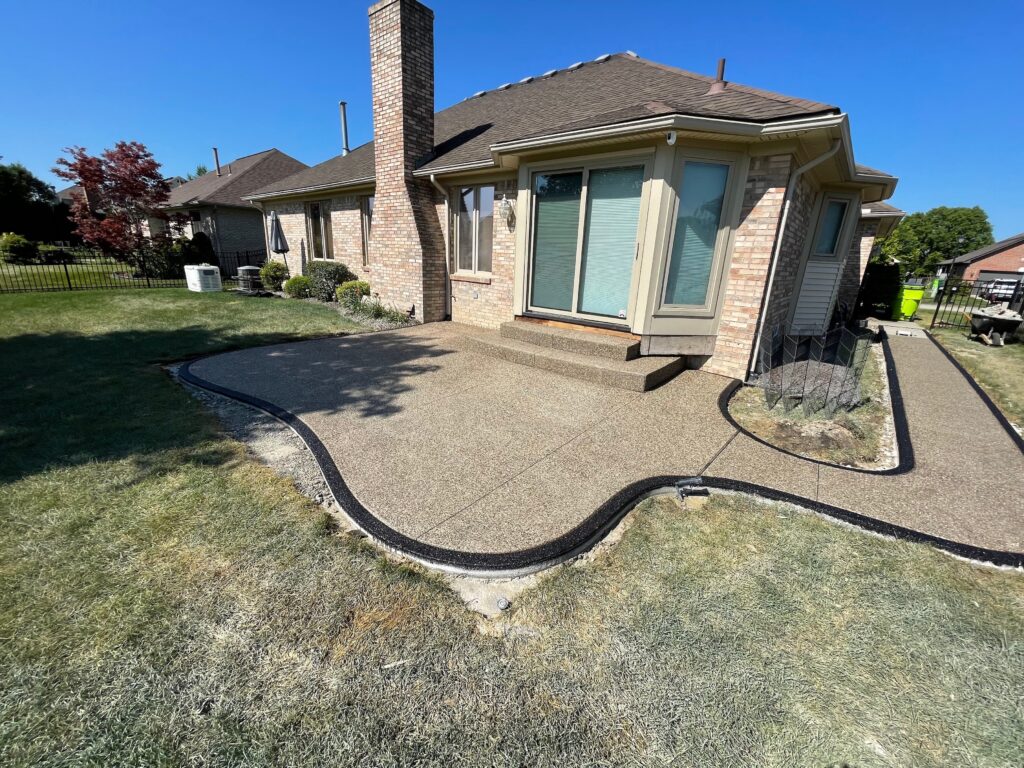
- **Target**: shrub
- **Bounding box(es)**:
[283,275,312,298]
[307,260,356,302]
[0,233,40,264]
[336,279,370,309]
[260,260,290,292]
[189,231,217,264]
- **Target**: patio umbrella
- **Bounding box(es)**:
[269,211,289,254]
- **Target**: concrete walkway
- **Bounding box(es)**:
[183,323,1023,570]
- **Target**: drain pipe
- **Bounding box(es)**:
[747,139,841,380]
[429,174,452,317]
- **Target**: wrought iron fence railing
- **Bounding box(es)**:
[751,325,875,417]
[0,246,266,294]
[929,277,1024,331]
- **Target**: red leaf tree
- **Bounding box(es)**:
[54,141,171,257]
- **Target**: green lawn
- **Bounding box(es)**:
[928,325,1024,427]
[1,291,1022,766]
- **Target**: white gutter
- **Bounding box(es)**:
[429,174,452,318]
[746,139,841,380]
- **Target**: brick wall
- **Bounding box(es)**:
[366,0,446,322]
[212,207,265,253]
[262,196,368,279]
[703,154,792,380]
[760,172,814,335]
[263,201,307,278]
[962,241,1024,280]
[449,177,517,327]
[835,216,878,319]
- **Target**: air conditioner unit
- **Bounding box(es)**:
[185,264,222,292]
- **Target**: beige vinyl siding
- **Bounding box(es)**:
[791,260,843,334]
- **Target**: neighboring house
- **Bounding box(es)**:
[246,0,900,380]
[152,150,307,254]
[935,232,1024,283]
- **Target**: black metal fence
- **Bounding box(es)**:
[929,277,1024,330]
[752,325,875,416]
[0,246,266,294]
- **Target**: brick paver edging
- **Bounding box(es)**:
[177,348,1024,574]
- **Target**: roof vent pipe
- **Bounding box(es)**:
[212,147,222,177]
[706,58,727,95]
[339,101,350,156]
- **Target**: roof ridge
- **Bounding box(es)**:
[624,54,837,114]
[462,52,631,101]
[204,149,283,202]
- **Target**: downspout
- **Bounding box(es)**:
[747,139,841,380]
[429,174,451,319]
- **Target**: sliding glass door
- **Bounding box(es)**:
[528,162,646,323]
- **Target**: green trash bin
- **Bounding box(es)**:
[892,283,925,321]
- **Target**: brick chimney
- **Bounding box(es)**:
[367,0,446,322]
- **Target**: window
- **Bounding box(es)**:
[305,201,333,260]
[360,195,374,266]
[662,160,730,307]
[527,163,646,321]
[454,185,494,274]
[189,209,201,223]
[811,199,849,257]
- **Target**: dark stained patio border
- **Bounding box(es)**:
[718,330,915,476]
[178,343,1024,573]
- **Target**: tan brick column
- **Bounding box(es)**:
[367,0,447,322]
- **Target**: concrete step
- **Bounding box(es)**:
[460,331,684,392]
[500,320,640,361]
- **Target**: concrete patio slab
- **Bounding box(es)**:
[182,323,1024,572]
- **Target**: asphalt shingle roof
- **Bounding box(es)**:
[937,232,1024,266]
[168,149,307,208]
[862,201,904,216]
[251,53,843,198]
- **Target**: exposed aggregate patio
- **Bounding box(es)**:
[183,323,1024,570]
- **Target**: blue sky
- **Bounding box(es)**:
[2,0,1021,238]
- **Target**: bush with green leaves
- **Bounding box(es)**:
[336,280,370,309]
[307,260,356,302]
[0,233,40,264]
[283,275,312,298]
[260,261,290,291]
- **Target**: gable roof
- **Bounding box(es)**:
[250,52,843,199]
[861,201,904,217]
[937,232,1024,267]
[167,149,307,208]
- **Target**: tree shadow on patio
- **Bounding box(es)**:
[0,326,453,484]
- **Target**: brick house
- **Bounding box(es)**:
[152,149,307,254]
[935,232,1024,283]
[247,0,900,380]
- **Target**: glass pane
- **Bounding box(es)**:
[308,202,323,260]
[322,203,333,259]
[530,172,582,311]
[664,162,729,306]
[361,196,374,266]
[477,186,494,273]
[577,166,644,318]
[457,187,475,272]
[814,200,847,255]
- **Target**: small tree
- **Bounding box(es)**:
[877,206,994,276]
[53,141,171,265]
[186,164,209,180]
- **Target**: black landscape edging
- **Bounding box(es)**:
[178,353,1022,572]
[719,332,914,475]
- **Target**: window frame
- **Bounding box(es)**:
[452,184,495,276]
[658,153,737,314]
[305,200,333,260]
[521,152,654,325]
[809,196,850,259]
[360,195,374,267]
